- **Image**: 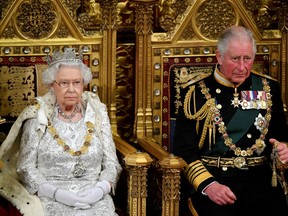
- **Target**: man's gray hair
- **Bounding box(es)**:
[217,26,257,57]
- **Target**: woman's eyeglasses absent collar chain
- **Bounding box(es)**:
[54,80,83,88]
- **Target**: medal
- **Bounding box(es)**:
[231,88,240,108]
[254,113,267,132]
[73,158,86,178]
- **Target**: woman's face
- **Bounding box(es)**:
[52,65,84,109]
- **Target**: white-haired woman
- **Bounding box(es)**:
[0,48,122,216]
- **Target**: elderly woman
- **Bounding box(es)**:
[0,48,122,216]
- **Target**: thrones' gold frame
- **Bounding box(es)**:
[0,1,288,216]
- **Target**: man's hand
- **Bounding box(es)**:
[203,181,237,205]
[270,138,288,165]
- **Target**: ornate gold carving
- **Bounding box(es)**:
[116,45,135,140]
[2,27,15,39]
[195,0,237,40]
[15,0,58,39]
[57,25,70,38]
[61,0,81,19]
[180,26,196,40]
[159,0,177,32]
[125,151,152,216]
[240,0,262,11]
[0,66,35,117]
[0,0,14,21]
[255,4,273,30]
[100,0,119,30]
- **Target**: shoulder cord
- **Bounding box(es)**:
[183,84,216,149]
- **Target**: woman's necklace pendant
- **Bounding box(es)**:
[73,159,86,178]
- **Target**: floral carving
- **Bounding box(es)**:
[16,0,57,39]
[195,0,236,40]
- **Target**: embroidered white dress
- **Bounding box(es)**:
[16,92,122,216]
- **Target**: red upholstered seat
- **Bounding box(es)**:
[0,197,22,216]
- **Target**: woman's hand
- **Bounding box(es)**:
[38,183,90,208]
[203,181,237,205]
[77,180,111,205]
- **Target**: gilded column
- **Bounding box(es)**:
[130,0,158,138]
[125,152,153,216]
[279,2,288,123]
[160,155,186,216]
[99,0,119,133]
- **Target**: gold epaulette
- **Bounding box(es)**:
[181,72,212,89]
[251,70,277,81]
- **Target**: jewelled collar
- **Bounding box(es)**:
[198,74,272,156]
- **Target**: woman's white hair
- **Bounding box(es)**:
[42,61,93,86]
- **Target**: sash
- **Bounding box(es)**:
[212,74,264,155]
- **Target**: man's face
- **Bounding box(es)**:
[216,39,255,84]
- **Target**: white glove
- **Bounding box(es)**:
[77,180,111,205]
[38,183,57,198]
[38,183,91,208]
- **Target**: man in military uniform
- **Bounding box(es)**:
[173,26,288,216]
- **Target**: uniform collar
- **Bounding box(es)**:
[214,64,243,88]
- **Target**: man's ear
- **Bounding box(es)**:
[215,49,222,65]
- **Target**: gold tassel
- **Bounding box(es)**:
[213,122,216,144]
[272,169,277,187]
[208,123,212,150]
[271,148,277,187]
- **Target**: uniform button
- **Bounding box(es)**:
[247,134,252,138]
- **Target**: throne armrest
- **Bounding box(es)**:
[137,136,186,216]
[113,133,153,216]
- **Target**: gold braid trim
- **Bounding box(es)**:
[184,160,213,191]
[183,85,216,149]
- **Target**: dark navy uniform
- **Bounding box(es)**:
[173,66,288,216]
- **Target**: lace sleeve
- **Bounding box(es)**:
[16,118,47,194]
[98,107,122,194]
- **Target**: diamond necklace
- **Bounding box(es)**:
[57,103,80,121]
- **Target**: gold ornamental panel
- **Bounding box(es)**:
[192,0,239,41]
[14,0,59,39]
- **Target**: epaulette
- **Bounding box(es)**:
[251,70,278,82]
[181,72,212,89]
